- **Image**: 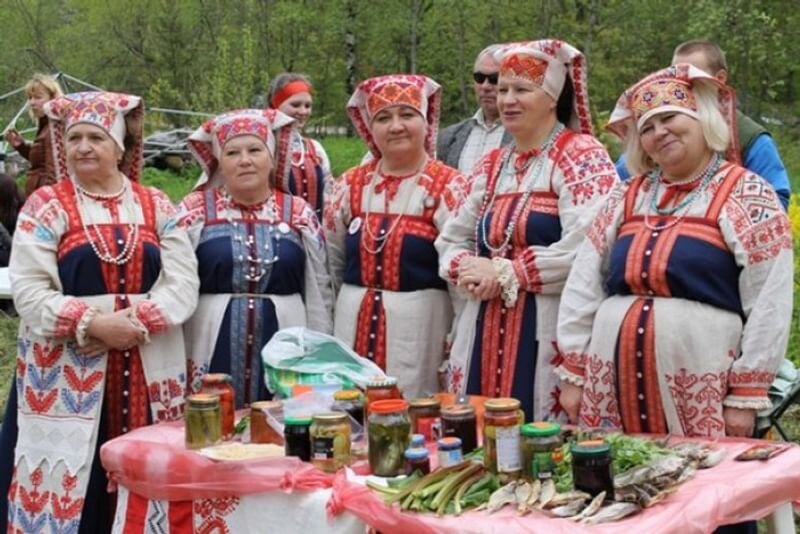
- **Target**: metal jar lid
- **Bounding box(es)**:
[484,397,521,412]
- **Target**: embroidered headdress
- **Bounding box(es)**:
[187,108,295,190]
[44,91,144,182]
[346,74,441,159]
[495,39,593,135]
[607,63,739,162]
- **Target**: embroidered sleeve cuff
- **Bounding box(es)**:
[448,251,472,282]
[554,364,585,387]
[54,299,91,339]
[723,388,773,411]
[511,248,542,293]
[492,257,520,307]
[75,306,99,346]
[133,300,169,336]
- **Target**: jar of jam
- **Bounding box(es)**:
[368,399,411,477]
[521,422,562,482]
[332,389,365,426]
[408,398,441,442]
[199,373,235,439]
[441,404,478,454]
[365,378,401,419]
[310,412,351,473]
[185,394,221,450]
[250,400,284,445]
[284,416,312,462]
[483,398,523,481]
[437,437,464,468]
[572,440,614,496]
[404,444,431,476]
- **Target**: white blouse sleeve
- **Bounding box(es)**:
[718,171,794,410]
[294,199,334,334]
[323,169,354,295]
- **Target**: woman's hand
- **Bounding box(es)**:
[468,277,501,300]
[4,129,22,147]
[457,257,500,299]
[723,407,756,437]
[86,310,147,351]
[77,338,110,358]
[559,381,583,424]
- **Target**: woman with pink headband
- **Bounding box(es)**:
[556,64,793,439]
[179,108,332,406]
[436,39,617,420]
[325,75,469,398]
[268,73,332,220]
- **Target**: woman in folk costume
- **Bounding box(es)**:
[435,39,617,420]
[178,109,333,406]
[556,64,793,438]
[324,75,470,398]
[269,73,333,220]
[1,91,199,533]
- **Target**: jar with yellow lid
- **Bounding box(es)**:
[185,394,221,450]
[331,389,364,426]
[483,398,523,481]
[250,400,284,445]
[310,412,351,472]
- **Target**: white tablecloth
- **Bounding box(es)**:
[0,267,10,299]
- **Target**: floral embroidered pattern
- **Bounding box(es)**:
[578,353,621,429]
[10,467,83,534]
[586,182,627,254]
[61,347,103,415]
[665,369,727,437]
[148,375,185,422]
[194,496,241,534]
[24,342,62,414]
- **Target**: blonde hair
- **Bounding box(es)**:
[24,73,63,120]
[625,81,730,176]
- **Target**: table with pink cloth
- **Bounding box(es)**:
[102,422,800,534]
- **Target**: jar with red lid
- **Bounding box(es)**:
[368,399,411,476]
[199,373,235,439]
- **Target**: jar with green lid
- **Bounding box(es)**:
[332,389,364,426]
[571,440,614,496]
[521,422,562,481]
[368,399,411,476]
[284,416,312,461]
[483,398,523,481]
[310,412,351,473]
[185,394,222,450]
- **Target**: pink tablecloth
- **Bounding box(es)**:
[102,423,800,533]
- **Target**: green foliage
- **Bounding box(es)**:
[319,136,368,176]
[140,165,199,203]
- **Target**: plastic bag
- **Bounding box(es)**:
[261,327,386,398]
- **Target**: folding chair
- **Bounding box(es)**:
[756,359,800,440]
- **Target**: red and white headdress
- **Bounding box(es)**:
[495,39,593,135]
[44,91,144,182]
[187,108,295,191]
[346,74,441,159]
[607,64,739,162]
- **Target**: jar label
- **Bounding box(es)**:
[496,425,521,472]
[532,451,556,480]
[416,416,442,441]
[312,437,334,460]
[437,448,464,468]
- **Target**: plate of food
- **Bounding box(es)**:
[198,442,285,462]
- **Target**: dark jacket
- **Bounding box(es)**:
[14,116,56,195]
[437,116,512,171]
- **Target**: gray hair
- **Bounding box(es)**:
[473,44,504,71]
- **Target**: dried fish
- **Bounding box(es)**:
[550,499,587,518]
[484,481,518,513]
[546,490,592,508]
[515,482,533,514]
[518,480,542,515]
[614,464,653,487]
[537,479,556,509]
[700,448,727,469]
[581,502,641,524]
[570,491,606,521]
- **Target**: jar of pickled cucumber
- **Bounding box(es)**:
[521,422,562,481]
[185,394,222,450]
[483,398,523,481]
[368,399,411,477]
[199,373,235,440]
[310,412,351,473]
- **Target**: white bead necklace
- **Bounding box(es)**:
[361,158,429,255]
[221,188,281,283]
[74,176,140,265]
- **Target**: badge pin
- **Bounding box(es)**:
[423,195,436,209]
[277,222,291,234]
[348,216,362,235]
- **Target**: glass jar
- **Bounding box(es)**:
[310,412,351,473]
[185,394,221,450]
[199,373,235,440]
[483,398,523,481]
[250,400,284,445]
[404,445,431,476]
[284,416,312,462]
[437,437,464,468]
[572,440,614,496]
[367,399,411,477]
[365,378,401,419]
[441,404,478,454]
[332,389,365,426]
[408,398,441,442]
[521,422,562,482]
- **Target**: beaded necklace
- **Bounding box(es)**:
[221,188,281,282]
[477,123,564,256]
[74,176,140,265]
[361,157,429,255]
[643,152,723,231]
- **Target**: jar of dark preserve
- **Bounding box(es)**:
[441,404,477,454]
[284,416,312,462]
[571,440,614,496]
[404,442,431,476]
[332,389,365,426]
[408,398,441,442]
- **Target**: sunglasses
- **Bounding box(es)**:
[473,72,498,85]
